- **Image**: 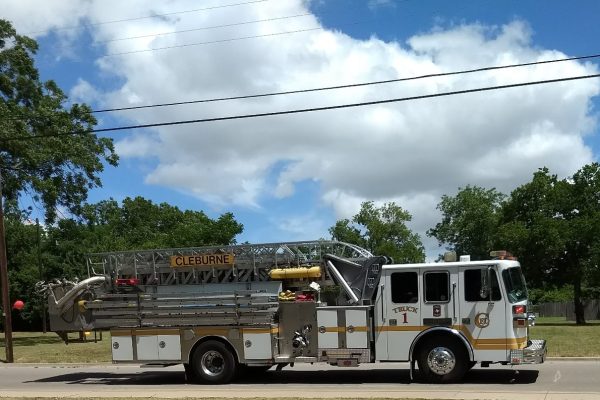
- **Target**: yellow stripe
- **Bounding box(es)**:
[455,325,527,349]
[111,328,180,337]
[193,328,229,336]
[374,324,527,350]
[241,328,278,334]
[378,325,426,332]
[321,326,369,333]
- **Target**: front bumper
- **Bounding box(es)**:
[509,339,547,365]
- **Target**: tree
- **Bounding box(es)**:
[6,196,244,330]
[427,185,505,260]
[43,196,245,277]
[3,205,41,330]
[0,19,117,222]
[499,165,600,324]
[497,168,567,289]
[329,201,425,263]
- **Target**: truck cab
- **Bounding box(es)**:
[374,254,546,382]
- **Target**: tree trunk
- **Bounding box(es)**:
[573,273,586,325]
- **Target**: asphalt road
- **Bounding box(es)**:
[0,360,599,399]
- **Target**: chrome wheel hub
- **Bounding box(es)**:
[427,347,456,375]
[201,350,225,376]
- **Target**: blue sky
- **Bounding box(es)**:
[4,0,600,258]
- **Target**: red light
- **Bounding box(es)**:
[513,305,526,314]
[116,278,140,286]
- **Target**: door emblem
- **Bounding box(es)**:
[433,305,441,317]
[475,313,490,328]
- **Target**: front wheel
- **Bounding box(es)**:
[190,340,237,384]
[417,337,469,383]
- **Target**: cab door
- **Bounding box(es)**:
[458,265,507,361]
[375,268,421,361]
[420,269,455,329]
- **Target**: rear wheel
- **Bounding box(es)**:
[417,337,469,383]
[190,340,237,384]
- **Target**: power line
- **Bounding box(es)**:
[3,73,598,142]
[23,0,270,35]
[97,13,313,44]
[102,25,327,57]
[4,54,600,122]
[92,53,600,113]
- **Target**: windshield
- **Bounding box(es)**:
[502,267,528,303]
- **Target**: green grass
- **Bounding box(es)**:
[2,321,600,362]
[530,317,600,357]
[0,331,111,363]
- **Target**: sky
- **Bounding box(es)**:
[2,0,600,260]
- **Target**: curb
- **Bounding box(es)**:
[2,358,600,367]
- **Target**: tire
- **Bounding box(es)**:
[190,340,237,384]
[183,363,194,382]
[417,337,469,383]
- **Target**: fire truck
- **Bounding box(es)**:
[43,240,546,384]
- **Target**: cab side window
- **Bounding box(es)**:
[391,272,418,303]
[424,272,449,303]
[464,268,501,301]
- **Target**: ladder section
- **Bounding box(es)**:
[86,240,372,285]
[79,283,282,329]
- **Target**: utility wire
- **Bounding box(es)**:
[2,73,598,142]
[93,53,600,113]
[96,13,313,44]
[102,25,327,57]
[4,53,600,122]
[23,0,270,35]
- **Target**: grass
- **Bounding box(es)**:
[531,317,600,357]
[2,319,600,362]
[0,331,111,363]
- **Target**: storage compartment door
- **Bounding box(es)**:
[317,309,339,348]
[345,309,368,348]
[242,331,272,360]
[112,335,133,361]
[157,335,181,361]
[136,335,158,360]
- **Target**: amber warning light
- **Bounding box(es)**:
[170,253,235,268]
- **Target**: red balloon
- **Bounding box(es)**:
[12,300,25,311]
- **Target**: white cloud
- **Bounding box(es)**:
[69,78,101,105]
[1,0,89,37]
[6,1,600,258]
[273,212,330,241]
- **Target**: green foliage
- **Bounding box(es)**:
[329,201,425,263]
[5,196,244,330]
[500,165,600,323]
[430,164,600,324]
[427,185,505,260]
[0,19,117,223]
[528,285,573,304]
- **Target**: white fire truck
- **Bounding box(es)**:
[43,240,546,384]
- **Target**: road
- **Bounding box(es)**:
[0,360,599,399]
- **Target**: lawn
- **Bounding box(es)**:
[0,331,111,363]
[531,317,600,357]
[2,319,599,363]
